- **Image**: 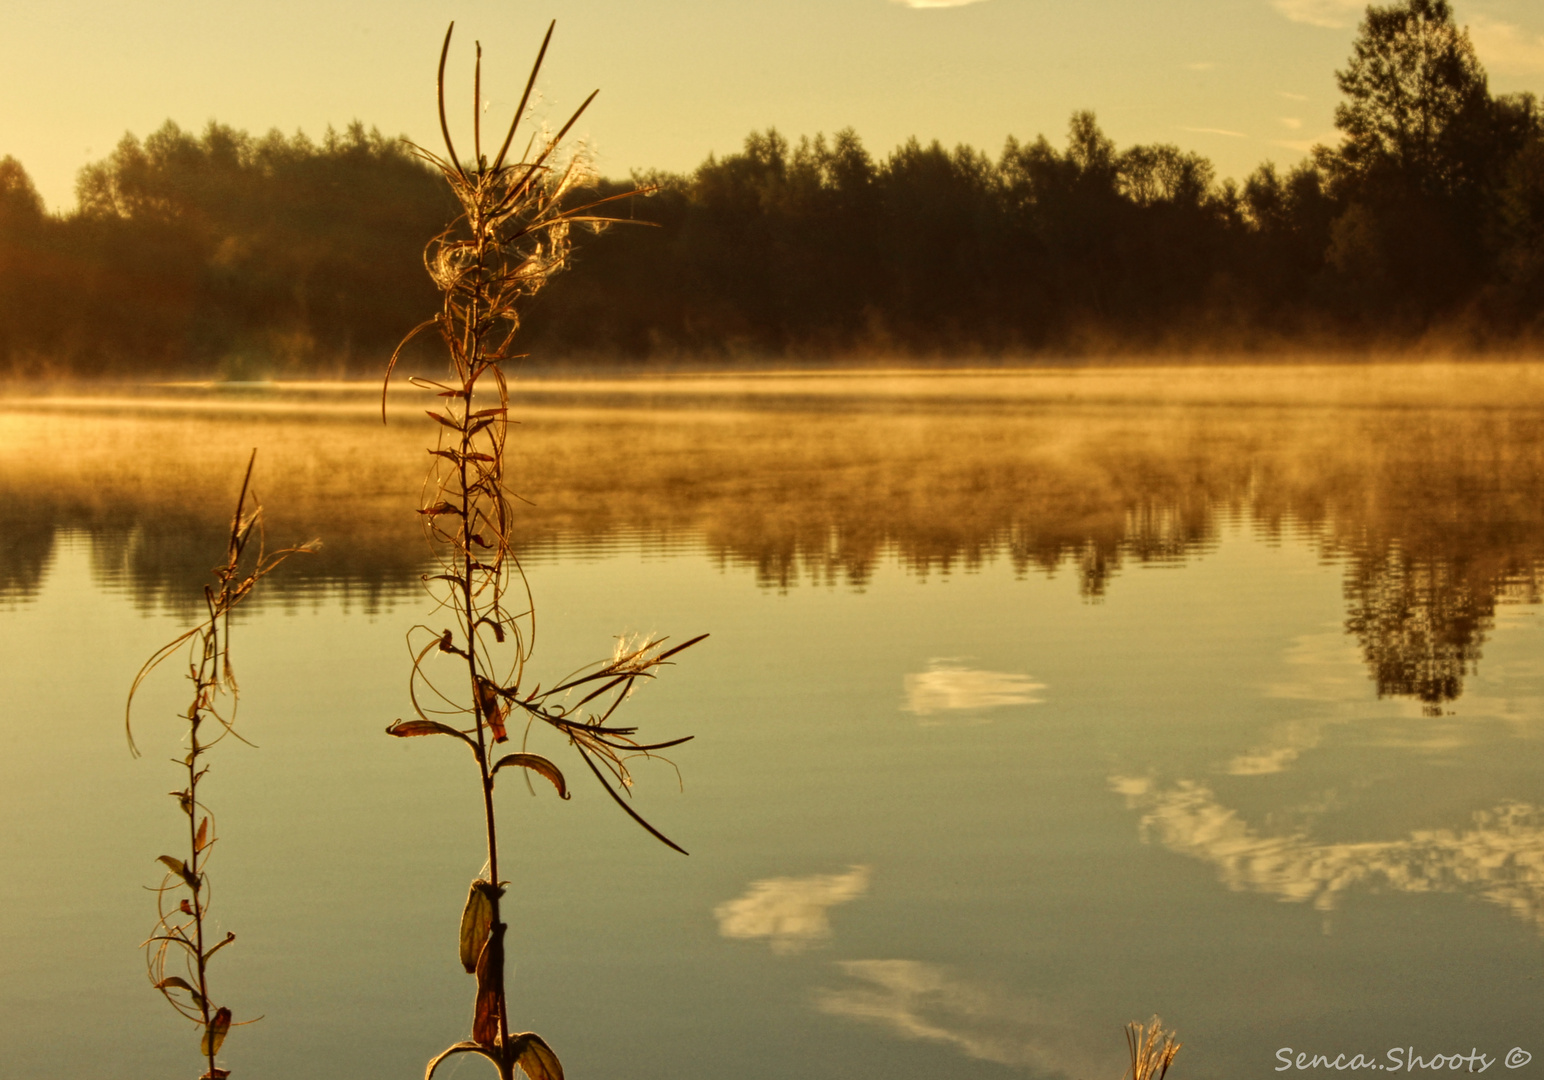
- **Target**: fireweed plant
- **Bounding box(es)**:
[125,452,315,1080]
[382,24,704,1080]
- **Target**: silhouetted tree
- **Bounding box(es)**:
[1321,0,1541,322]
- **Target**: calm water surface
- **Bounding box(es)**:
[3,367,1544,1080]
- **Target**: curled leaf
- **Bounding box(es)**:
[386,719,475,748]
[490,754,569,799]
[205,932,236,961]
[511,1032,565,1080]
[201,1006,231,1057]
[194,817,210,853]
[424,1041,494,1080]
[458,881,495,973]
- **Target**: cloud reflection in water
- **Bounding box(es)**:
[815,960,1098,1075]
[714,866,871,954]
[1114,776,1544,928]
[903,659,1045,720]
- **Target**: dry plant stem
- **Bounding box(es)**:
[385,23,702,1080]
[126,452,315,1080]
[1124,1016,1182,1080]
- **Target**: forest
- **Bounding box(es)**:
[0,0,1541,375]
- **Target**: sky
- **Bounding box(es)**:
[3,0,1542,212]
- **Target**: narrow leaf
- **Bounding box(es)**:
[491,754,569,799]
[205,932,236,962]
[385,719,475,748]
[575,748,688,855]
[201,1006,231,1057]
[194,818,210,853]
[654,632,710,663]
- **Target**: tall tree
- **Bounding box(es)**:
[1333,0,1489,197]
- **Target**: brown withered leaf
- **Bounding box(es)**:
[490,754,569,799]
[386,719,472,744]
[201,1007,231,1057]
[474,678,509,743]
[511,1033,565,1080]
[471,936,501,1049]
[194,817,210,853]
[180,899,194,916]
[199,1070,231,1079]
[458,881,494,973]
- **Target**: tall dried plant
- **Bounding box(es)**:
[383,24,703,1080]
[125,452,315,1080]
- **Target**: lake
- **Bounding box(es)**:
[3,364,1544,1080]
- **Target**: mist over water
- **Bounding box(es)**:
[4,366,1544,1080]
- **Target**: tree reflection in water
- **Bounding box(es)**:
[4,370,1544,713]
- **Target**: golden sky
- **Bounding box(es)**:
[3,0,1542,211]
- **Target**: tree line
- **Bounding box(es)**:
[1,0,1541,375]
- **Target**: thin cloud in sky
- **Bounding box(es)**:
[1184,62,1217,71]
[1181,126,1248,138]
[1279,91,1309,102]
[890,0,992,7]
[1271,0,1365,29]
[1469,14,1544,75]
[1271,129,1341,154]
[1280,117,1303,129]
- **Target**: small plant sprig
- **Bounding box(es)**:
[1123,1016,1182,1080]
[383,23,704,1080]
[126,451,315,1080]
